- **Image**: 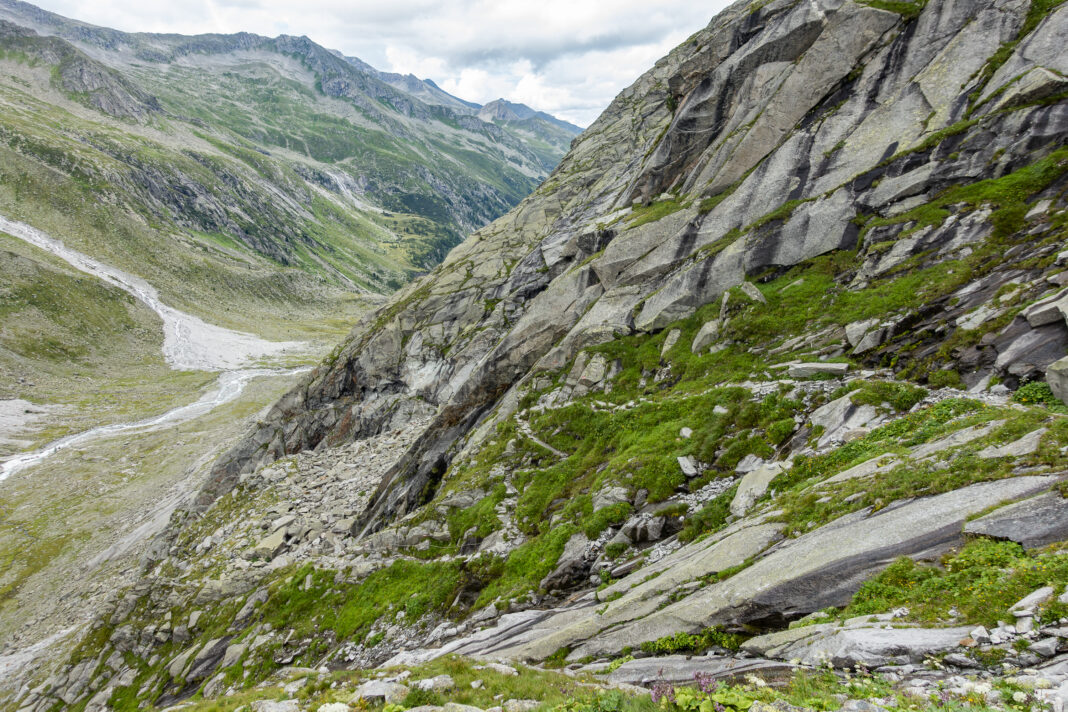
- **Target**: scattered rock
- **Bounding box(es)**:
[354,680,410,704]
[413,675,455,692]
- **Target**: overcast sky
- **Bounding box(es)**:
[29,1,733,126]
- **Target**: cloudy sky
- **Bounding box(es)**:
[30,0,734,126]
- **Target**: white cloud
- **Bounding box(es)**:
[31,0,734,126]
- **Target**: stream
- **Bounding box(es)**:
[0,215,313,481]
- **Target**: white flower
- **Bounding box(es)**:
[1012,691,1028,703]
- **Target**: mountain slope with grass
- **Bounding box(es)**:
[0,0,580,481]
[0,0,581,314]
[9,0,1068,711]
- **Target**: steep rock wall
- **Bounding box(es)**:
[200,0,1068,531]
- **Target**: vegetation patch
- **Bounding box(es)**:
[841,538,1068,627]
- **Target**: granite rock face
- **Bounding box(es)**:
[964,492,1068,550]
[201,0,1068,533]
[23,1,1068,708]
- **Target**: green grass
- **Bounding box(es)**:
[831,380,928,413]
[854,0,931,18]
[474,525,576,606]
[626,198,688,228]
[260,560,464,643]
[856,0,928,18]
[968,0,1068,110]
[1013,381,1068,410]
[639,627,747,655]
[841,538,1068,627]
[678,484,738,543]
[768,401,1067,536]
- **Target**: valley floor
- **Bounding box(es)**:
[0,217,375,683]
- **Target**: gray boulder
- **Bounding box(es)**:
[354,681,410,704]
[592,486,629,511]
[1048,357,1068,404]
[730,463,786,517]
[540,533,591,590]
[691,320,721,353]
[412,675,455,692]
[964,492,1068,550]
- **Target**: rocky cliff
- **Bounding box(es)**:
[202,0,1068,516]
[10,0,1068,710]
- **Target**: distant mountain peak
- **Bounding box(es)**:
[478,97,583,133]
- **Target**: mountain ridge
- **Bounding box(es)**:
[7,0,1068,710]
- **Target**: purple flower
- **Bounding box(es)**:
[693,672,719,694]
[651,669,676,705]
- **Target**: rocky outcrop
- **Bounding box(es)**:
[496,476,1058,661]
[19,1,1068,708]
[964,492,1068,550]
[0,20,159,120]
[200,0,1068,534]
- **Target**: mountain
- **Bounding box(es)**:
[0,0,580,473]
[0,0,579,679]
[0,0,581,297]
[8,0,1068,710]
[479,98,583,133]
[477,98,586,170]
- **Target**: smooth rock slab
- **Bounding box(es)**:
[606,655,796,687]
[809,394,880,448]
[964,492,1068,550]
[823,455,899,485]
[788,362,849,378]
[910,420,1005,460]
[731,463,786,517]
[742,624,973,667]
[977,428,1046,459]
[551,476,1056,660]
